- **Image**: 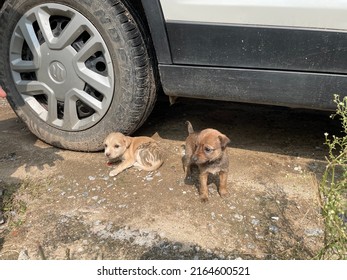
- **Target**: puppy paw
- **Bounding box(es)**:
[200,194,209,203]
[219,189,229,198]
[184,175,194,185]
[109,170,119,177]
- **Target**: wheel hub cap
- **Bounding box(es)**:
[9,3,115,131]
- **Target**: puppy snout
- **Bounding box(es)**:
[192,155,198,162]
[105,152,111,157]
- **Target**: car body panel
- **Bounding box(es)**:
[143,0,347,110]
[159,65,347,110]
[166,22,347,74]
[160,0,347,30]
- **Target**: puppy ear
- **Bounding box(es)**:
[186,121,194,134]
[124,136,132,148]
[218,134,230,150]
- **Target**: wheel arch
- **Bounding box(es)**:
[127,0,172,65]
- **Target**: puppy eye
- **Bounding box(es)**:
[114,144,119,148]
[205,147,213,153]
[104,144,108,148]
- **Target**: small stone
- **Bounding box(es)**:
[271,216,279,221]
[88,176,96,181]
[304,228,324,237]
[251,219,260,226]
[234,214,244,222]
[145,176,153,181]
[102,176,109,181]
[18,250,30,260]
[98,199,106,204]
[255,233,264,239]
[269,225,279,233]
[294,166,302,172]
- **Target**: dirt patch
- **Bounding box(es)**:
[0,97,338,259]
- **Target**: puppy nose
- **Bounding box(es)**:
[192,155,198,162]
[105,152,111,157]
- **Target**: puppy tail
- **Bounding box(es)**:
[186,121,194,134]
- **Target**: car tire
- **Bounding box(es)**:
[0,0,157,151]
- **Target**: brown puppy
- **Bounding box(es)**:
[104,132,163,177]
[183,121,230,202]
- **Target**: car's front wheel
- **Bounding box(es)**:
[0,0,157,151]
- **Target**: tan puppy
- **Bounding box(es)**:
[183,121,230,202]
[104,132,163,177]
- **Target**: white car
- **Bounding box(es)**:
[0,0,346,151]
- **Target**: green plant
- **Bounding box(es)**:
[1,182,26,228]
[1,179,45,229]
[319,94,347,259]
